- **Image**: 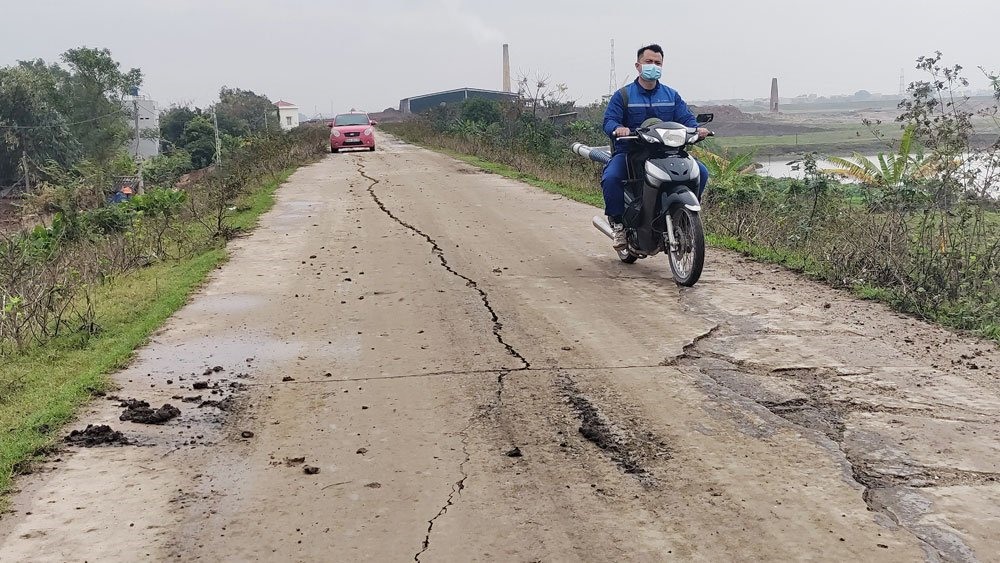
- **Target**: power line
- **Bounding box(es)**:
[0,108,129,130]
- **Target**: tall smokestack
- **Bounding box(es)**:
[503,44,511,93]
[770,77,779,113]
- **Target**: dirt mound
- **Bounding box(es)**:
[175,165,216,189]
[369,107,410,124]
[65,425,130,447]
[119,400,181,424]
[688,104,754,122]
[198,397,234,411]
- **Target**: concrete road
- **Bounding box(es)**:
[2,135,999,562]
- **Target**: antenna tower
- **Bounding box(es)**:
[899,68,906,96]
[609,39,617,96]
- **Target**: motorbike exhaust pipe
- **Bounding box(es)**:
[572,143,612,165]
[592,215,614,239]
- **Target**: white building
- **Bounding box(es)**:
[125,96,159,159]
[274,100,300,130]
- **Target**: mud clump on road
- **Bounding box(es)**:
[198,397,234,411]
[65,425,131,447]
[563,385,653,479]
[119,400,181,424]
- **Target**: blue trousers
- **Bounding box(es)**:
[601,153,709,218]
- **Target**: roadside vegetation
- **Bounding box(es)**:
[386,53,1000,341]
[0,47,330,497]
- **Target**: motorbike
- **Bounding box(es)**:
[571,114,714,287]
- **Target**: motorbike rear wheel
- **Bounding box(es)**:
[667,207,705,286]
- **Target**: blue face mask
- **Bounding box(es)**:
[640,64,662,81]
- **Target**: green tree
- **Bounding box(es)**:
[460,99,503,125]
[0,64,80,186]
[143,150,194,187]
[59,47,142,164]
[0,48,142,187]
[159,105,200,151]
[180,116,217,168]
[212,87,276,136]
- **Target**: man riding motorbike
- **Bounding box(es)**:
[602,44,710,250]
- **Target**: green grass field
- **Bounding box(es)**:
[718,124,905,157]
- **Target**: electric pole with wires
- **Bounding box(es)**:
[131,90,145,193]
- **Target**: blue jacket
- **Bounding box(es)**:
[603,79,698,153]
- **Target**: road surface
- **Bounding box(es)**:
[2,134,999,562]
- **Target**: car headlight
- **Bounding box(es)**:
[363,128,373,136]
[331,130,341,137]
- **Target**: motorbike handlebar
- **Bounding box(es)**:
[614,129,715,142]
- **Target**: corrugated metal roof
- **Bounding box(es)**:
[405,87,515,102]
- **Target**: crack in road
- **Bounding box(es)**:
[358,161,530,372]
[357,159,530,559]
[413,419,473,563]
[661,323,722,366]
[670,296,980,560]
[240,363,707,388]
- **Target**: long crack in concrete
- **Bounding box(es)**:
[358,160,529,372]
[358,159,529,559]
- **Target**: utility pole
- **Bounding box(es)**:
[21,150,30,192]
[133,97,144,193]
[212,110,222,164]
[133,98,140,159]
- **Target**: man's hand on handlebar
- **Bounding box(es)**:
[613,126,631,138]
[697,127,711,140]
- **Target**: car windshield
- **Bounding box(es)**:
[334,114,370,126]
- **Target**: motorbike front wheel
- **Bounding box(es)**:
[667,207,705,286]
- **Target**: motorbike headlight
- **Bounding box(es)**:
[331,130,341,137]
[363,128,374,136]
[660,128,687,148]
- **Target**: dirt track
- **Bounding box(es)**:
[1,134,999,562]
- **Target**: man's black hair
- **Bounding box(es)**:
[636,44,664,60]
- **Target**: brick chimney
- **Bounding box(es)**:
[503,44,511,93]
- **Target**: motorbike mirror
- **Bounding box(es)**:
[696,113,714,124]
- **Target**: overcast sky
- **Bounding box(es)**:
[2,0,997,117]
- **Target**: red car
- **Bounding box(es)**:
[328,112,377,152]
